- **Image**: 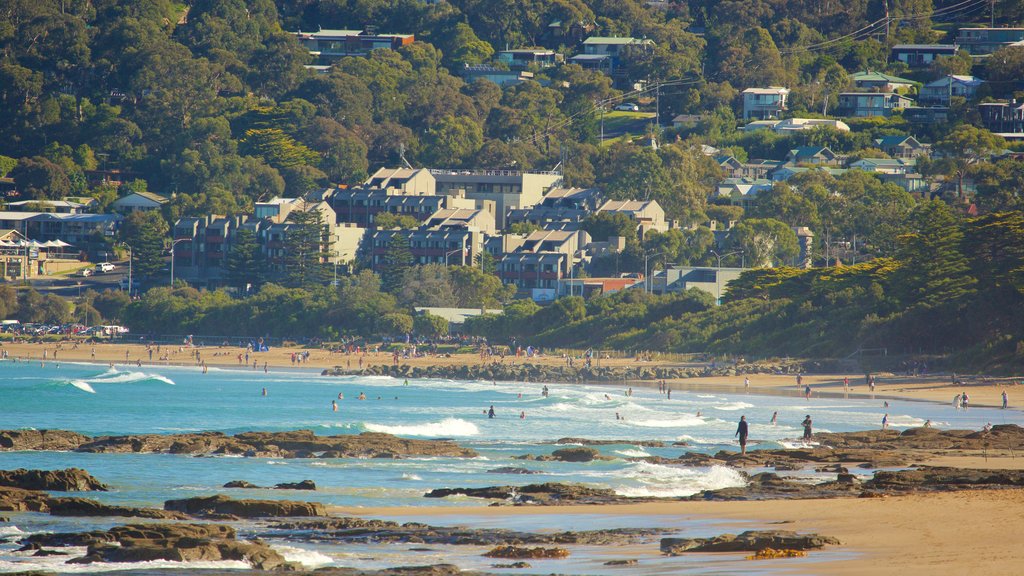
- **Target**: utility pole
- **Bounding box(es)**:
[884,0,890,40]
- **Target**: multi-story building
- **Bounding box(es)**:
[851,71,917,92]
[172,214,249,282]
[956,27,1024,55]
[498,230,591,297]
[741,87,790,121]
[978,100,1024,135]
[460,65,535,88]
[569,36,654,77]
[874,135,928,159]
[496,49,561,70]
[836,92,913,117]
[294,29,414,63]
[430,168,562,229]
[110,191,169,213]
[596,199,668,236]
[505,187,603,230]
[367,206,494,270]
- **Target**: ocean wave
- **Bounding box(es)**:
[364,417,479,437]
[0,552,249,573]
[0,525,26,536]
[613,463,746,497]
[68,380,96,394]
[400,473,423,480]
[86,370,176,385]
[614,448,651,458]
[629,415,705,428]
[711,401,754,411]
[273,545,334,568]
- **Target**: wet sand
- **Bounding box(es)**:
[334,485,1024,576]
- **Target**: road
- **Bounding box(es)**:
[20,265,130,298]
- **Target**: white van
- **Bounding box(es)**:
[95,262,115,273]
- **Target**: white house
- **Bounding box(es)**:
[110,192,169,213]
[741,87,790,121]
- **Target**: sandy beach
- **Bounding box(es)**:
[3,340,1018,408]
[337,486,1024,575]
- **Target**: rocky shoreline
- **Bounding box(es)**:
[0,429,477,459]
[321,359,807,384]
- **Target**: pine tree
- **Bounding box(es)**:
[282,207,332,289]
[381,232,414,294]
[224,228,265,293]
[895,200,977,310]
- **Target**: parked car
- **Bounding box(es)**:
[95,262,115,273]
[78,268,93,277]
[614,102,639,111]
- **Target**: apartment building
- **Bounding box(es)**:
[741,87,790,121]
[430,169,562,229]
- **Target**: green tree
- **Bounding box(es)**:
[731,218,799,267]
[282,206,332,289]
[381,232,414,294]
[985,45,1024,95]
[935,125,1006,200]
[374,213,420,229]
[224,228,266,292]
[414,311,448,337]
[397,264,457,307]
[582,212,637,242]
[379,312,414,336]
[450,265,513,307]
[895,200,976,311]
[121,210,169,281]
[0,155,16,177]
[90,289,131,322]
[419,115,484,167]
[11,156,70,199]
[440,22,494,68]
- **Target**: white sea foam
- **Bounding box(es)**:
[86,370,175,385]
[614,448,651,458]
[0,525,26,536]
[68,380,96,394]
[400,473,423,480]
[0,551,249,573]
[613,463,745,497]
[273,545,334,568]
[711,401,754,411]
[364,417,479,437]
[629,414,705,428]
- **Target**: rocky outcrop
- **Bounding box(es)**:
[816,425,1024,451]
[0,429,478,459]
[165,494,325,517]
[0,429,91,451]
[26,523,293,570]
[555,438,666,447]
[865,467,1024,490]
[483,546,569,559]
[266,517,664,546]
[514,447,613,463]
[0,486,51,512]
[486,467,539,475]
[661,530,840,554]
[223,479,317,490]
[0,468,107,492]
[47,497,189,519]
[424,482,627,505]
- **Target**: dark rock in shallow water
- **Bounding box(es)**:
[555,438,665,447]
[865,467,1024,490]
[276,479,316,490]
[165,494,325,517]
[604,559,638,566]
[224,480,260,489]
[424,482,623,505]
[549,447,600,462]
[661,530,840,554]
[492,562,531,568]
[483,546,569,559]
[486,467,539,475]
[0,486,51,512]
[0,468,107,492]
[47,497,189,519]
[0,429,91,452]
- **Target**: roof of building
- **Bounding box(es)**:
[874,135,921,147]
[598,199,659,213]
[6,199,86,208]
[426,208,487,228]
[114,191,169,205]
[924,75,984,87]
[891,43,958,50]
[742,86,790,94]
[582,36,647,45]
[851,70,918,85]
[0,211,43,221]
[850,158,908,167]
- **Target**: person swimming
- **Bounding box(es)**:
[358,392,366,400]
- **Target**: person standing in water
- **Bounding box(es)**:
[332,400,338,412]
[801,415,813,441]
[770,411,778,426]
[882,414,889,430]
[262,387,267,396]
[735,416,749,454]
[488,405,496,419]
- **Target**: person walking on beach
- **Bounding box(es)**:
[961,391,969,410]
[735,416,749,454]
[770,411,778,426]
[882,414,888,430]
[801,415,813,441]
[796,374,802,388]
[843,376,849,390]
[954,393,962,410]
[488,405,495,419]
[744,376,750,389]
[1002,390,1008,409]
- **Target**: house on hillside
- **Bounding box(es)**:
[919,75,984,106]
[596,199,668,236]
[461,65,535,88]
[956,27,1024,55]
[890,44,958,67]
[851,71,918,93]
[575,36,654,76]
[978,100,1024,136]
[741,87,790,120]
[874,135,928,159]
[786,146,839,165]
[294,29,414,63]
[836,92,913,117]
[111,191,169,213]
[496,49,562,70]
[848,158,911,175]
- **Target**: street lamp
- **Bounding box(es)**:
[710,249,743,305]
[444,248,463,266]
[644,251,664,294]
[119,242,133,297]
[169,238,190,286]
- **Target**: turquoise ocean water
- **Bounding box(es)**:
[0,359,1016,574]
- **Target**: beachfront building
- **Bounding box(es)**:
[506,187,604,230]
[498,229,591,300]
[978,100,1024,136]
[0,229,80,279]
[367,206,494,270]
[172,214,248,283]
[4,199,94,214]
[596,199,669,237]
[740,87,790,120]
[110,191,169,213]
[430,168,562,229]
